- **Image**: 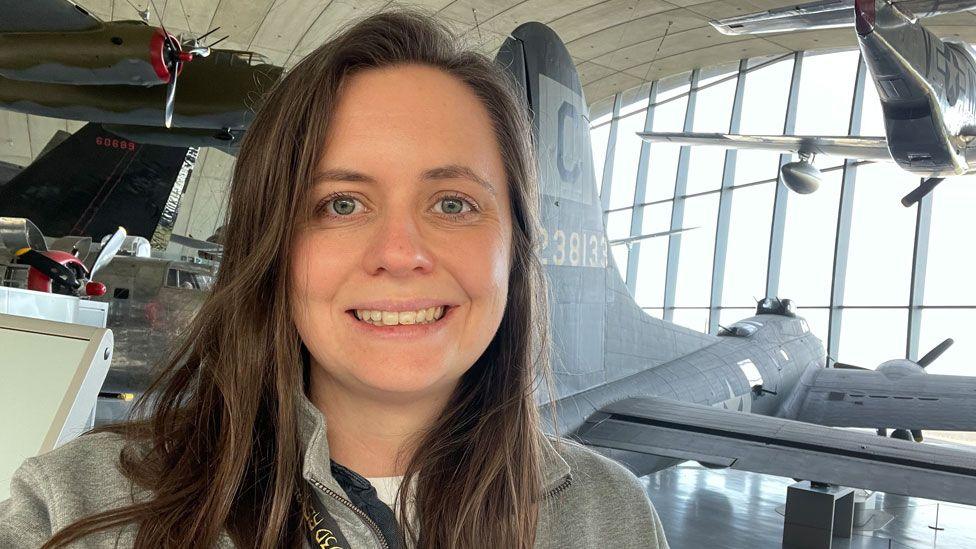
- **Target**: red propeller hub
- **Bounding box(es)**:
[149,28,186,83]
[85,281,107,297]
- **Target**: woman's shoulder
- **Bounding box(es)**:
[1,431,152,547]
[547,435,643,490]
[538,435,670,548]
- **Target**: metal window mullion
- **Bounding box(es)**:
[625,82,659,295]
[662,69,700,321]
[707,59,748,334]
[600,93,623,224]
[827,54,868,363]
[765,52,803,298]
[906,189,933,360]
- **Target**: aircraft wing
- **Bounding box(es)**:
[709,0,976,36]
[0,0,103,33]
[576,396,976,507]
[710,0,855,36]
[794,368,976,430]
[637,132,893,161]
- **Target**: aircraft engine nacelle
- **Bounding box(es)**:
[876,359,926,380]
[780,160,822,194]
[0,25,178,86]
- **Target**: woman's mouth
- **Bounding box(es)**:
[345,305,454,339]
[352,306,446,326]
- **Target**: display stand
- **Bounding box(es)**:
[782,481,855,548]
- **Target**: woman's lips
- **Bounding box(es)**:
[345,306,455,339]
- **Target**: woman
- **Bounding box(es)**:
[0,10,668,549]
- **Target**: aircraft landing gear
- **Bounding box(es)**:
[901,177,945,207]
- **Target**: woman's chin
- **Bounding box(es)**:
[350,365,461,400]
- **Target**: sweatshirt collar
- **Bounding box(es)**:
[295,386,571,494]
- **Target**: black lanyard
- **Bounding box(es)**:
[302,488,353,549]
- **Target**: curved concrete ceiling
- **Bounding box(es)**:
[74,0,976,107]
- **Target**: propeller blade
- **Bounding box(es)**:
[901,177,944,207]
[90,227,127,278]
[208,35,230,49]
[911,429,924,443]
[196,26,221,43]
[164,63,179,128]
[917,338,954,368]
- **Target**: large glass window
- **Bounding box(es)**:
[672,308,710,333]
[608,111,647,210]
[685,76,737,195]
[634,202,673,308]
[674,193,720,307]
[794,50,860,137]
[643,94,689,203]
[918,309,976,376]
[778,169,842,306]
[923,176,976,306]
[591,123,611,197]
[718,307,755,329]
[722,182,775,307]
[843,163,917,306]
[590,46,974,391]
[735,56,795,185]
[836,308,908,367]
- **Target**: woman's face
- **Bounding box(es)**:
[291,64,512,404]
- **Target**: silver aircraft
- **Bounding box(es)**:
[500,21,976,508]
[639,0,976,207]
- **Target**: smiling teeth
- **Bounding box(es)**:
[355,306,445,326]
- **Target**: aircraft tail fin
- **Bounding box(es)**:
[496,24,716,424]
[0,123,197,246]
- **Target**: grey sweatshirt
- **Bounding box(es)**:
[1,390,668,548]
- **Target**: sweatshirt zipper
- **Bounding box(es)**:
[543,475,572,499]
[309,474,570,547]
[308,477,390,549]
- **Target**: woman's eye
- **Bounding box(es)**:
[435,197,472,215]
[332,198,355,215]
[327,196,360,216]
[318,195,472,218]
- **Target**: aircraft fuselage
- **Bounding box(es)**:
[0,49,281,134]
[856,0,976,176]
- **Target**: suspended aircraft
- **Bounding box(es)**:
[0,0,282,150]
[638,0,976,206]
[497,21,976,507]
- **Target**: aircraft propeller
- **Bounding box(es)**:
[831,338,955,443]
[147,0,227,128]
[91,227,127,279]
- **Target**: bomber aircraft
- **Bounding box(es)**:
[638,0,976,207]
[0,0,282,150]
[496,21,976,508]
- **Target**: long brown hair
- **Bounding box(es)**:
[44,8,551,549]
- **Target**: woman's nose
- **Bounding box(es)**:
[362,213,435,276]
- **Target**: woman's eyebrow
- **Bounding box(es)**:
[313,168,375,185]
[314,165,496,194]
[422,165,496,195]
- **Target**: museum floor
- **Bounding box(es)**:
[643,462,976,548]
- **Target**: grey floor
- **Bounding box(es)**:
[641,463,976,549]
